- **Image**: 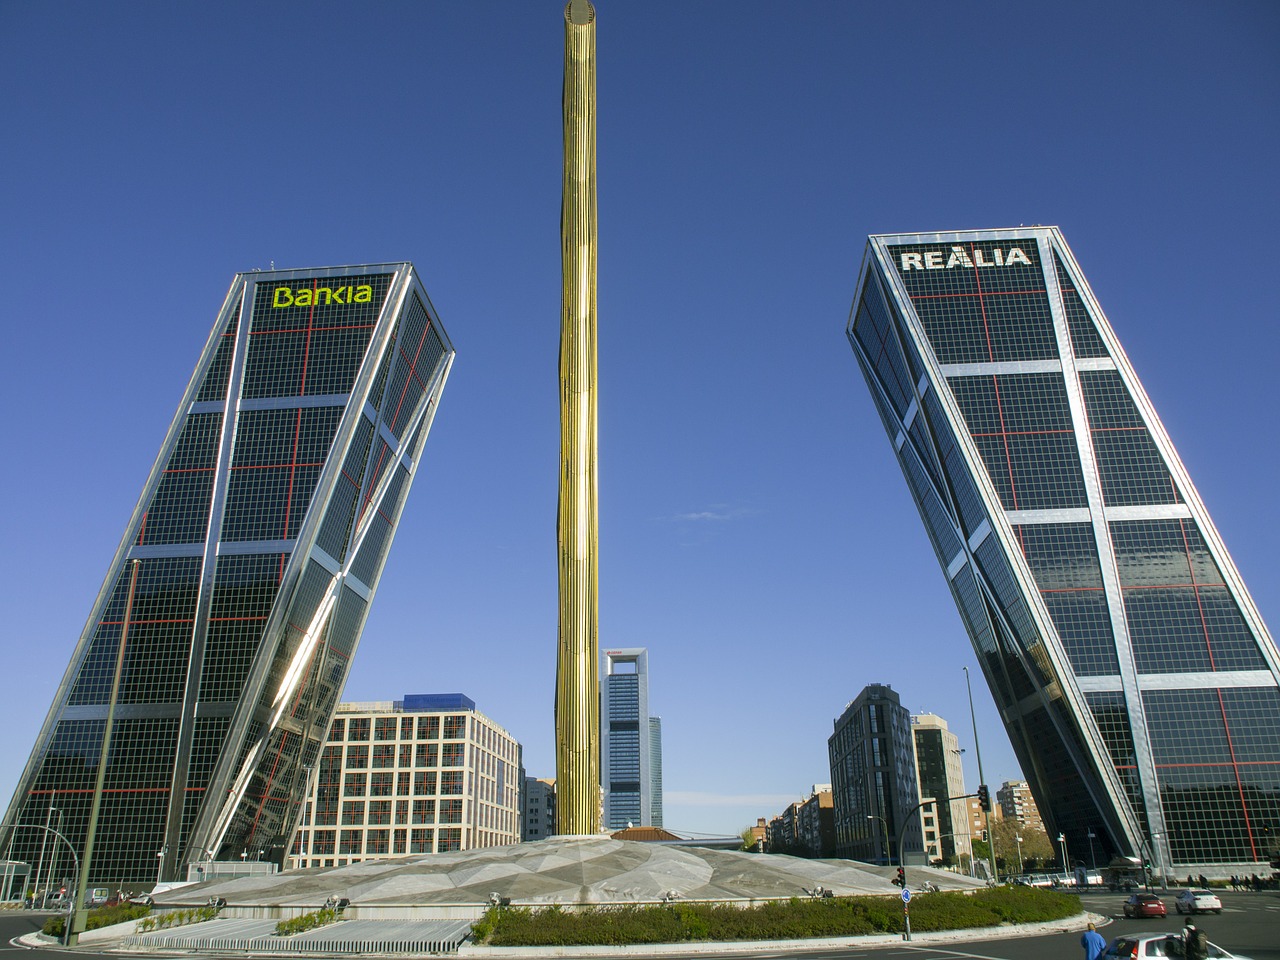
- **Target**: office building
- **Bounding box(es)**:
[828,684,923,863]
[601,648,662,829]
[286,695,519,868]
[764,786,834,858]
[1,265,454,883]
[523,778,556,841]
[847,228,1280,873]
[997,780,1044,832]
[911,714,972,865]
[648,717,664,827]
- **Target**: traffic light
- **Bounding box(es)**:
[893,867,905,886]
[977,784,991,812]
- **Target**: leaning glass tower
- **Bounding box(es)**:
[0,264,453,883]
[847,228,1280,874]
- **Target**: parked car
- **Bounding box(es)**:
[1102,933,1251,959]
[1175,889,1223,914]
[1123,893,1167,918]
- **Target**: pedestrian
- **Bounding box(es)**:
[1081,921,1106,960]
[1183,919,1209,960]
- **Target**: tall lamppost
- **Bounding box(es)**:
[867,815,890,865]
[1058,832,1070,883]
[1015,835,1024,875]
[963,666,997,883]
[1086,828,1097,873]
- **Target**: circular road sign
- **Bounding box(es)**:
[901,888,911,903]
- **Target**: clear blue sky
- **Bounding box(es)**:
[1,1,1277,839]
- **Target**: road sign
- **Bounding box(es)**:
[901,888,911,903]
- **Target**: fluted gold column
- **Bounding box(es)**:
[555,0,600,837]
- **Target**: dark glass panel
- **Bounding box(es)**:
[1053,252,1110,359]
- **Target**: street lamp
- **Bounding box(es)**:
[1015,835,1024,875]
[1058,833,1070,884]
[155,850,165,885]
[963,666,997,883]
[1086,829,1097,873]
[867,815,891,865]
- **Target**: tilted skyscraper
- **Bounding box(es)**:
[847,228,1280,874]
[601,648,662,829]
[1,265,453,883]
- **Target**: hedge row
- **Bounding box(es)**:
[471,887,1081,946]
[275,906,341,937]
[42,903,151,937]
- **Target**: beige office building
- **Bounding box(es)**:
[288,694,521,869]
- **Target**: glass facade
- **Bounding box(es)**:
[847,228,1280,873]
[601,648,662,828]
[1,265,454,883]
[827,684,923,863]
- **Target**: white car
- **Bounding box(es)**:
[1174,888,1223,914]
[1102,933,1251,959]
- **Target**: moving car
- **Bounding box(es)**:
[1123,893,1167,918]
[1102,933,1252,959]
[1175,889,1223,914]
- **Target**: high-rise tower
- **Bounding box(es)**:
[0,265,454,883]
[601,648,662,829]
[847,227,1280,874]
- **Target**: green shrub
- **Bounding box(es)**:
[469,887,1082,947]
[274,907,340,937]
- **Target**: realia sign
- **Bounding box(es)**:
[899,245,1032,271]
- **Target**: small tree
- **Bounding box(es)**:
[739,826,758,852]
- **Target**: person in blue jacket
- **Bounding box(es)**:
[1081,921,1107,960]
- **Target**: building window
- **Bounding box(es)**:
[444,715,466,739]
[339,830,362,855]
[375,718,397,741]
[366,829,389,854]
[328,719,345,742]
[410,828,433,853]
[415,743,438,767]
[400,717,414,740]
[341,801,365,825]
[344,773,367,796]
[440,799,463,824]
[412,799,435,824]
[442,743,465,767]
[417,716,439,740]
[370,773,393,796]
[312,830,335,855]
[373,744,396,768]
[441,771,464,795]
[346,745,368,768]
[348,718,370,741]
[413,771,437,795]
[368,800,391,825]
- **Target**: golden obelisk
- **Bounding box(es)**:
[555,0,600,836]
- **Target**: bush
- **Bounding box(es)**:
[42,903,152,937]
[274,907,340,937]
[469,887,1082,946]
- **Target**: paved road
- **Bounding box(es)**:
[4,891,1277,959]
[734,892,1280,960]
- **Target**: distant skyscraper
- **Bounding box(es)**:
[648,717,664,828]
[910,714,971,866]
[0,265,454,883]
[601,648,661,829]
[847,227,1280,873]
[828,684,922,863]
